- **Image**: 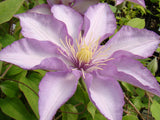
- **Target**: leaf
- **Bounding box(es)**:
[126,18,145,29]
[123,115,139,120]
[0,97,37,120]
[0,0,24,24]
[0,109,12,120]
[87,101,96,119]
[60,104,78,120]
[19,71,41,119]
[4,65,23,76]
[0,34,16,48]
[121,82,135,94]
[151,100,160,120]
[147,57,158,74]
[0,80,19,98]
[93,113,106,120]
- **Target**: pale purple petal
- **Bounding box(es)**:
[98,53,160,97]
[84,3,116,45]
[0,38,61,69]
[28,4,52,15]
[33,57,69,71]
[62,0,75,5]
[72,0,99,14]
[115,56,160,96]
[15,12,68,48]
[51,5,83,40]
[85,73,124,120]
[47,0,74,6]
[39,70,80,120]
[102,26,160,59]
[47,0,61,6]
[116,0,146,8]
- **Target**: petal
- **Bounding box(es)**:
[33,57,69,71]
[47,0,61,6]
[47,0,74,6]
[15,12,68,48]
[116,0,145,7]
[115,57,160,96]
[72,0,99,14]
[85,73,124,120]
[98,54,160,97]
[84,3,116,45]
[62,0,75,5]
[104,26,160,58]
[39,70,80,120]
[0,38,61,69]
[51,5,83,40]
[28,4,52,15]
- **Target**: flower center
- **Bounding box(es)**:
[76,46,92,63]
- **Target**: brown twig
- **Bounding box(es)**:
[0,64,12,78]
[124,94,145,120]
[0,78,38,96]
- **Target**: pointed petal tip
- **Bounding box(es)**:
[39,70,80,120]
[85,73,125,120]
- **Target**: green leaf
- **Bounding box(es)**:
[132,96,143,110]
[126,18,145,29]
[123,115,139,120]
[121,82,135,94]
[61,104,78,120]
[135,88,145,97]
[0,80,19,97]
[0,109,12,120]
[19,71,41,119]
[147,57,158,74]
[156,77,160,83]
[0,34,16,48]
[87,101,96,119]
[0,97,37,120]
[5,65,23,76]
[0,0,24,24]
[151,100,160,120]
[93,113,106,120]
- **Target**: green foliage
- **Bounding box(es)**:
[151,100,160,120]
[126,18,145,29]
[61,104,78,120]
[0,0,24,24]
[147,57,158,74]
[122,115,139,120]
[19,71,40,119]
[87,102,96,119]
[0,80,19,98]
[0,97,37,120]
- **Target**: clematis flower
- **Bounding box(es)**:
[0,3,160,120]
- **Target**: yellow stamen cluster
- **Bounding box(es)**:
[76,46,92,63]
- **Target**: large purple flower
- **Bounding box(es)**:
[0,3,160,120]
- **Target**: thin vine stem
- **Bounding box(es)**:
[0,64,12,78]
[0,78,38,96]
[124,94,145,120]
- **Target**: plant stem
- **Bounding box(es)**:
[124,94,145,120]
[0,64,12,78]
